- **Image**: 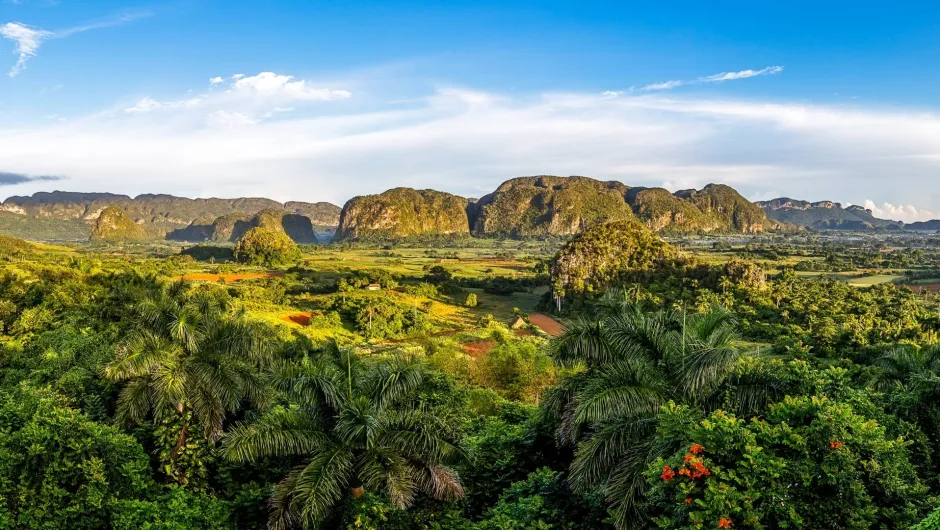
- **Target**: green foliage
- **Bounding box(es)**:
[112,486,233,530]
[646,397,930,529]
[0,384,153,529]
[465,293,479,307]
[550,220,684,298]
[234,227,301,266]
[224,341,466,528]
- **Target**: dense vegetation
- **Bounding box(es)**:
[234,227,302,266]
[1,222,940,528]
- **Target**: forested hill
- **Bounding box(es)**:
[0,191,341,241]
[337,176,778,241]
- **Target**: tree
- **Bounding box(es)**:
[541,295,754,527]
[223,340,465,528]
[0,384,153,529]
[465,293,478,307]
[234,227,301,267]
[105,281,275,484]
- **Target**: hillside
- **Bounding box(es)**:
[335,188,470,240]
[470,176,635,237]
[757,198,903,230]
[0,191,341,241]
[674,184,767,233]
[88,207,149,242]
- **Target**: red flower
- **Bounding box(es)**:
[685,497,693,505]
[690,443,704,455]
[718,517,733,528]
[661,465,675,481]
[830,440,843,449]
[679,468,692,477]
[684,453,694,463]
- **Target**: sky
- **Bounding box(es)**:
[2,1,940,222]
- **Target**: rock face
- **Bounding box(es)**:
[470,176,634,237]
[89,207,148,242]
[674,184,767,233]
[757,198,903,230]
[335,188,470,240]
[0,191,341,241]
[284,202,342,227]
[464,177,771,237]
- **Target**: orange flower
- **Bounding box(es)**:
[679,468,692,477]
[661,465,675,481]
[718,517,733,528]
[685,497,692,505]
[830,440,843,449]
[690,444,704,455]
[684,453,694,463]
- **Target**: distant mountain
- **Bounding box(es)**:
[168,208,318,244]
[906,220,940,231]
[756,198,903,230]
[336,176,781,241]
[0,191,341,241]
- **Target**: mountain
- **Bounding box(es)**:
[757,198,903,230]
[463,176,776,238]
[335,188,470,240]
[469,176,635,237]
[89,207,149,242]
[168,209,318,243]
[906,220,940,230]
[0,191,341,241]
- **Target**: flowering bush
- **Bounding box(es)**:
[646,397,929,529]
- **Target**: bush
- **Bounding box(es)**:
[233,227,301,267]
[465,293,479,307]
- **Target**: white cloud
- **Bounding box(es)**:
[0,22,52,77]
[642,66,784,91]
[642,80,685,91]
[862,200,937,223]
[0,10,149,77]
[208,110,257,128]
[209,76,224,85]
[3,84,940,211]
[228,72,352,101]
[125,96,204,113]
[698,66,784,83]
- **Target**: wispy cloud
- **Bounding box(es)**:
[125,72,350,127]
[3,78,940,212]
[0,10,150,77]
[0,23,51,77]
[641,65,784,91]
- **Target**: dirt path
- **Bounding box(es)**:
[528,313,565,337]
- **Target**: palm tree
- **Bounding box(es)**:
[542,292,754,528]
[871,345,940,467]
[105,281,274,475]
[223,340,465,529]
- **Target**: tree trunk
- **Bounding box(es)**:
[172,422,190,462]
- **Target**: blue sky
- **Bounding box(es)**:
[3,0,940,221]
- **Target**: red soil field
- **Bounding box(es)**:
[528,313,565,337]
[902,283,940,293]
[463,339,496,358]
[281,312,314,326]
[174,272,285,282]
